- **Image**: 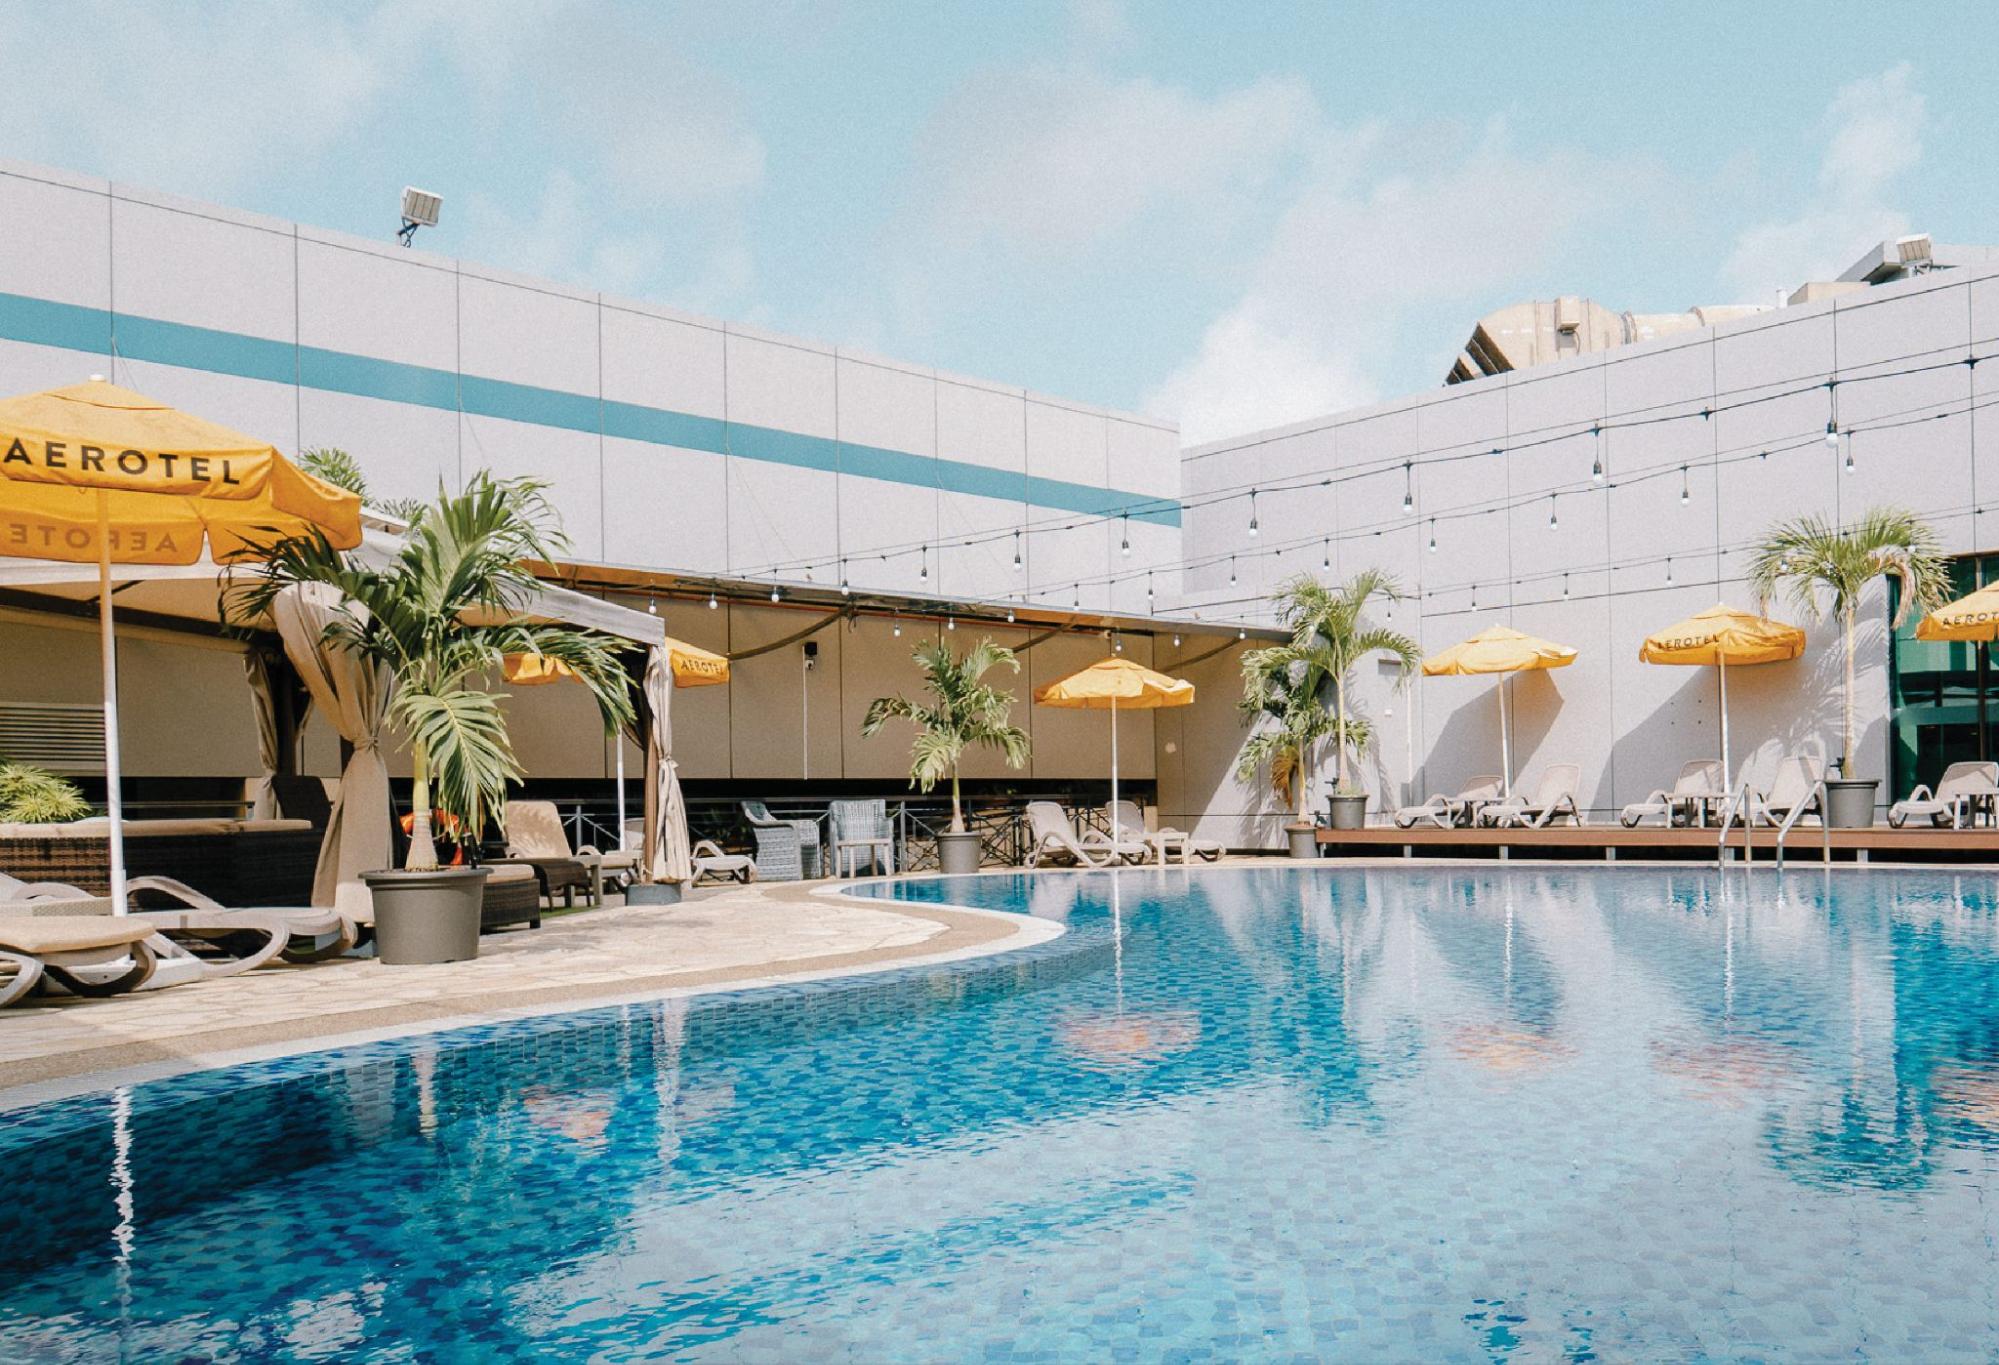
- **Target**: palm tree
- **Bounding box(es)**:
[862,637,1031,832]
[1749,506,1949,777]
[237,473,633,869]
[1238,571,1420,823]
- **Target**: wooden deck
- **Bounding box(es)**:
[1315,821,1999,864]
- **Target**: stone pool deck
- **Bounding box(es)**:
[0,880,1051,1106]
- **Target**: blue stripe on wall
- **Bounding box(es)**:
[0,291,1180,527]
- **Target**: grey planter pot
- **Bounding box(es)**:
[1823,777,1880,829]
[626,880,683,906]
[1286,825,1320,859]
[363,865,490,966]
[938,830,981,876]
[1326,794,1368,831]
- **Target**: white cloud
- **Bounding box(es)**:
[1720,63,1924,297]
[1147,121,1633,443]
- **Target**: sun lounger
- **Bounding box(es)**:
[1110,800,1223,863]
[1396,776,1503,829]
[1620,759,1725,828]
[0,913,210,1001]
[1478,764,1583,828]
[1747,755,1823,827]
[0,872,291,980]
[1023,802,1145,868]
[1888,760,1999,829]
[691,839,757,884]
[503,800,622,905]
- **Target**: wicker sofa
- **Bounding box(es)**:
[0,818,321,908]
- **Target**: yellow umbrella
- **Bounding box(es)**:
[1422,625,1577,795]
[1916,582,1999,642]
[1639,603,1806,787]
[0,379,363,912]
[503,637,730,688]
[1035,658,1195,831]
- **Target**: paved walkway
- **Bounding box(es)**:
[0,881,1050,1105]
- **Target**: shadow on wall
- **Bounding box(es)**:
[1422,672,1563,798]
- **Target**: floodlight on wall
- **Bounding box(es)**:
[398,187,442,247]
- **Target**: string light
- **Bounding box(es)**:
[1666,556,1674,584]
[1012,530,1022,571]
[1825,380,1841,447]
[1172,634,1182,648]
[1590,424,1604,483]
[1401,461,1414,514]
[839,560,850,596]
[769,584,781,602]
[1229,555,1238,586]
[1562,572,1570,600]
[1238,627,1247,640]
[1679,466,1690,505]
[1248,489,1260,537]
[946,615,956,631]
[1844,437,1856,475]
[918,545,929,581]
[707,591,719,610]
[646,595,657,615]
[1006,607,1016,623]
[1120,512,1131,557]
[1112,632,1123,654]
[1428,519,1438,554]
[1321,538,1331,571]
[1073,582,1081,608]
[1547,495,1558,530]
[892,616,902,637]
[1146,572,1155,607]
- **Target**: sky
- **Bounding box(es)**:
[2,0,1995,444]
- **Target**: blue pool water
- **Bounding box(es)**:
[5,865,1999,1360]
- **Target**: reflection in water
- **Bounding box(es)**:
[5,867,1999,1358]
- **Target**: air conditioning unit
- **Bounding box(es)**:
[400,187,443,229]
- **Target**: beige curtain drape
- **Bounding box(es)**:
[643,648,693,884]
[273,584,394,914]
[243,650,281,820]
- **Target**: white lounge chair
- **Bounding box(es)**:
[1396,775,1503,829]
[692,839,757,884]
[1747,755,1823,828]
[1888,761,1999,829]
[1479,765,1584,828]
[1023,802,1144,868]
[1620,760,1725,828]
[0,916,167,1002]
[1109,800,1223,863]
[0,872,293,980]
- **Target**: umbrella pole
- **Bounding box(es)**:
[1718,657,1732,792]
[96,491,128,916]
[1110,692,1120,837]
[1499,680,1512,798]
[615,741,628,852]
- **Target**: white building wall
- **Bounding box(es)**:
[1171,265,1999,837]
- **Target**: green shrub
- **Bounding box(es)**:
[0,763,90,823]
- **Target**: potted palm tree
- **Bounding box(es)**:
[1750,506,1948,828]
[242,474,632,962]
[863,636,1031,875]
[1240,571,1420,852]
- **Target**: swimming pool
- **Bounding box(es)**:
[4,865,1999,1359]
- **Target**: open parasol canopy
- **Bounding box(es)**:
[1639,603,1805,787]
[1916,581,1999,642]
[0,379,363,912]
[1035,658,1194,839]
[1422,625,1577,796]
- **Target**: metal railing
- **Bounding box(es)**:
[1716,782,1752,868]
[1773,778,1832,869]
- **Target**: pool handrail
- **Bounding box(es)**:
[1716,781,1753,868]
[1773,775,1832,869]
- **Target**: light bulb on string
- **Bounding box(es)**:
[1120,512,1131,557]
[1562,573,1571,600]
[1229,555,1237,587]
[1428,519,1438,554]
[1321,538,1330,571]
[839,560,850,595]
[1146,572,1155,607]
[1590,425,1604,483]
[1824,379,1841,447]
[1844,441,1856,475]
[1172,634,1182,648]
[1548,495,1558,530]
[1665,556,1674,584]
[1112,633,1123,654]
[1680,466,1690,505]
[892,617,902,638]
[1237,627,1247,641]
[1012,530,1022,571]
[1401,461,1414,514]
[1073,583,1081,609]
[946,615,956,631]
[918,545,929,581]
[1247,489,1259,537]
[646,595,657,615]
[1006,607,1016,624]
[769,584,781,603]
[707,591,719,610]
